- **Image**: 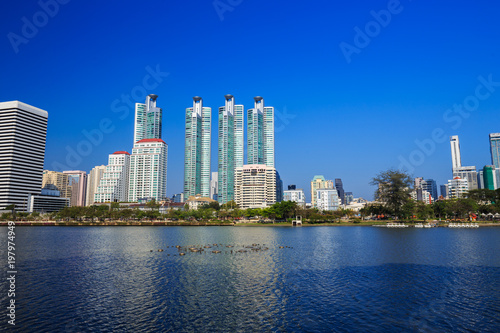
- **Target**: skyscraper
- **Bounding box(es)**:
[95,152,130,203]
[128,139,167,202]
[63,170,87,207]
[335,178,345,205]
[450,135,462,170]
[217,95,243,204]
[490,133,500,168]
[134,94,162,144]
[482,165,497,190]
[247,97,274,167]
[423,179,438,202]
[0,101,48,211]
[184,97,211,198]
[86,165,106,206]
[450,135,477,190]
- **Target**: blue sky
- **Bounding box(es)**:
[1,0,500,201]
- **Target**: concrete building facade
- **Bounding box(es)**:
[0,101,48,211]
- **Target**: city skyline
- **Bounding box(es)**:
[2,1,500,200]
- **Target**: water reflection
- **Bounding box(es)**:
[0,226,498,332]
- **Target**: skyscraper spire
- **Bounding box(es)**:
[134,94,162,144]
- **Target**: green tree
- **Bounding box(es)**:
[370,169,413,219]
[6,204,16,221]
[415,201,434,221]
[432,200,450,219]
[221,200,239,210]
[448,198,478,219]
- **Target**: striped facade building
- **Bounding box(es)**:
[0,101,48,211]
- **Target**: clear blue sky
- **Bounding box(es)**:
[2,0,500,201]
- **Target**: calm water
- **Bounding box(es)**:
[1,226,499,332]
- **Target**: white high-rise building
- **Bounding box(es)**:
[86,165,106,206]
[134,94,162,144]
[448,177,469,198]
[283,189,306,207]
[184,97,211,198]
[316,189,340,212]
[0,101,48,211]
[453,166,478,190]
[450,135,462,170]
[234,164,277,209]
[129,139,168,202]
[247,97,274,167]
[95,152,130,203]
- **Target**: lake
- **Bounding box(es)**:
[1,226,499,332]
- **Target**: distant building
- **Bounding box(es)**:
[210,172,218,201]
[335,178,345,205]
[186,195,216,210]
[440,184,449,199]
[134,94,162,144]
[42,170,70,198]
[276,171,283,203]
[345,192,354,204]
[184,97,211,198]
[86,165,106,206]
[316,189,339,212]
[287,185,296,190]
[172,193,184,203]
[450,135,462,170]
[128,139,168,202]
[448,177,469,198]
[27,184,70,213]
[234,164,277,209]
[411,188,432,204]
[453,166,478,190]
[415,178,438,202]
[0,101,48,211]
[490,133,500,169]
[283,188,306,207]
[310,175,334,208]
[482,165,497,190]
[63,170,87,206]
[423,179,438,201]
[95,152,130,203]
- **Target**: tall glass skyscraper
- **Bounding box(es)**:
[247,97,274,167]
[217,95,243,204]
[184,97,211,198]
[134,94,162,144]
[490,133,500,168]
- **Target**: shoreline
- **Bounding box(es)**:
[1,221,499,227]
